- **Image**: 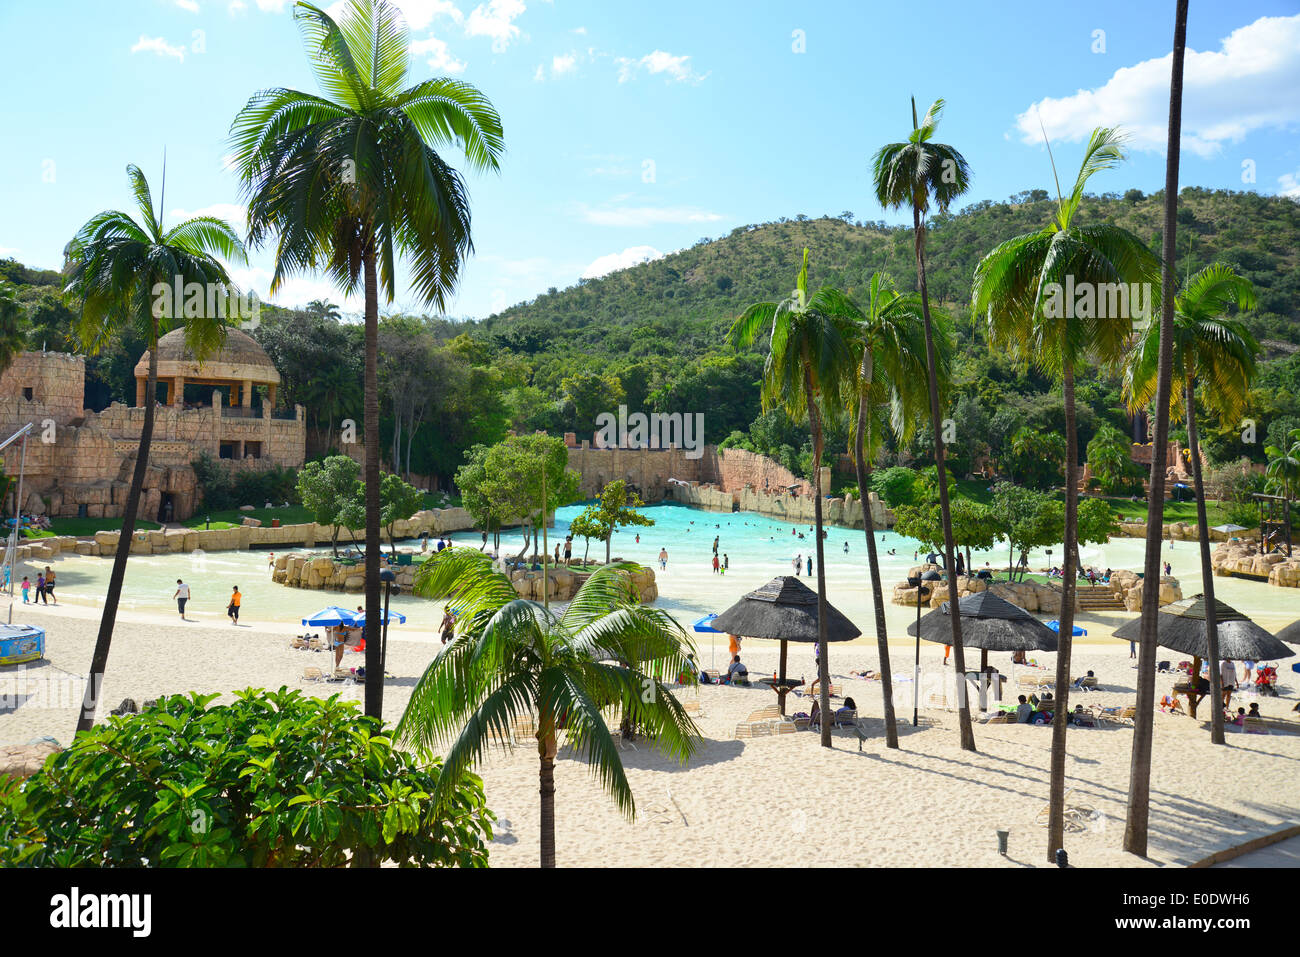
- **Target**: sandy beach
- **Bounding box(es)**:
[3,532,1297,868]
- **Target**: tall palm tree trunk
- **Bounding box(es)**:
[1185,380,1224,743]
[805,372,832,748]
[539,730,557,868]
[854,368,899,748]
[912,207,974,752]
[75,323,158,735]
[1046,361,1081,860]
[363,249,383,721]
[1126,0,1188,858]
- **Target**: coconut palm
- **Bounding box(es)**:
[729,249,856,748]
[872,96,976,752]
[829,272,947,749]
[306,298,341,321]
[229,0,503,719]
[1265,430,1300,501]
[399,548,700,868]
[972,127,1160,862]
[1125,0,1189,859]
[64,163,245,735]
[1125,262,1259,744]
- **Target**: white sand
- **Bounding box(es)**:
[4,585,1297,868]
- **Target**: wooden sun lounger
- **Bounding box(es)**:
[1092,705,1136,726]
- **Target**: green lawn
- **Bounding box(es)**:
[24,517,163,538]
[183,506,316,529]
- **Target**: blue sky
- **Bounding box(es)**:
[2,0,1298,319]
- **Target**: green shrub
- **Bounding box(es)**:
[193,452,300,512]
[0,688,493,867]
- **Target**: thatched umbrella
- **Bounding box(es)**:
[1114,594,1294,717]
[1275,619,1300,646]
[907,591,1059,709]
[710,576,860,715]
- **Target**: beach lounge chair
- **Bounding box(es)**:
[746,705,780,722]
[1093,705,1136,726]
[302,666,325,682]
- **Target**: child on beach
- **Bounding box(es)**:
[35,572,46,605]
[20,576,30,603]
[228,586,241,624]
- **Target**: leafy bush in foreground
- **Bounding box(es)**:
[0,688,492,867]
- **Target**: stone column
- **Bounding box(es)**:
[135,377,146,407]
[173,375,185,407]
[267,383,277,408]
[242,380,252,408]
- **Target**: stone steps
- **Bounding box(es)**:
[1077,590,1126,611]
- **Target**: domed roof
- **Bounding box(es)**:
[135,327,280,383]
[155,327,275,367]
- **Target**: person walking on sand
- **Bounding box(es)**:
[658,547,668,570]
[711,554,720,574]
[793,554,802,576]
[174,579,190,620]
[227,586,241,625]
[564,536,573,566]
[807,555,813,577]
[43,567,57,604]
[723,553,729,571]
[20,576,30,604]
[35,572,47,605]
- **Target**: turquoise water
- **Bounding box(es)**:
[450,501,992,580]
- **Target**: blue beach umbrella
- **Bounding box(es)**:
[301,606,361,628]
[354,609,406,625]
[692,613,721,633]
[1046,620,1087,637]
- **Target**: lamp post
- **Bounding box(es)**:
[379,567,398,677]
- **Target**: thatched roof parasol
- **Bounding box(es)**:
[711,576,860,644]
[711,576,859,715]
[1113,595,1295,662]
[906,590,1058,652]
[1274,619,1300,646]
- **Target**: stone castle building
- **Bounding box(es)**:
[0,329,305,522]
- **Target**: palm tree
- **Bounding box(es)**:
[0,281,24,374]
[1125,263,1259,744]
[729,249,856,748]
[1125,0,1189,859]
[64,163,244,735]
[973,127,1159,862]
[399,549,700,868]
[1265,430,1300,502]
[831,272,945,749]
[229,0,503,720]
[306,298,341,321]
[872,97,976,752]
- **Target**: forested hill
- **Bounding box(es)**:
[482,187,1300,359]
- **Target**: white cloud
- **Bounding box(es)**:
[131,35,186,62]
[1280,170,1300,200]
[0,247,21,259]
[552,52,577,75]
[572,26,586,36]
[533,64,545,82]
[410,35,466,73]
[615,49,707,84]
[1015,14,1300,158]
[581,245,663,279]
[175,0,200,12]
[168,203,247,227]
[393,0,464,29]
[465,0,526,52]
[577,204,723,227]
[227,0,247,12]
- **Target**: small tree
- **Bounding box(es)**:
[590,480,655,564]
[455,434,579,563]
[567,510,603,566]
[380,473,424,556]
[297,455,363,556]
